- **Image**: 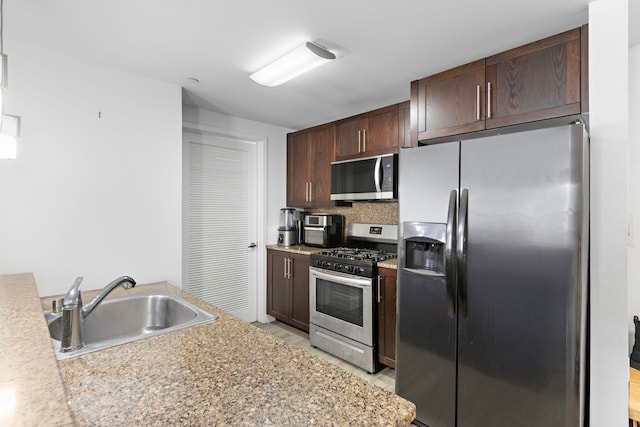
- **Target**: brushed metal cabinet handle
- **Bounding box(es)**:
[283,257,288,279]
[487,82,492,119]
[476,84,481,121]
[358,130,361,153]
[377,275,382,303]
[363,129,367,152]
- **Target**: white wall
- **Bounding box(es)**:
[629,44,640,350]
[0,40,183,296]
[182,105,291,322]
[589,0,630,424]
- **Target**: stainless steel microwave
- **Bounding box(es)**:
[330,153,397,201]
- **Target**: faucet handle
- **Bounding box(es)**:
[52,298,64,313]
[62,276,84,307]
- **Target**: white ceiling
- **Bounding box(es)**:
[5,0,634,130]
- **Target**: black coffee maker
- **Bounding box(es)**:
[632,316,640,369]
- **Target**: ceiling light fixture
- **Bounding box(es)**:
[249,41,336,87]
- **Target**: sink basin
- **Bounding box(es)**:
[46,290,217,360]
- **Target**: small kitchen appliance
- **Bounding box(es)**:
[330,153,397,201]
[303,214,344,247]
[309,223,397,373]
[277,208,302,247]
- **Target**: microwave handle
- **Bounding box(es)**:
[374,156,382,192]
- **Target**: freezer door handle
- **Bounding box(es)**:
[457,188,469,318]
[445,190,457,317]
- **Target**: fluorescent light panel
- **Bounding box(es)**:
[250,42,335,87]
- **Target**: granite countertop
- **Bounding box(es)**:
[3,273,415,426]
[377,259,398,270]
[0,273,76,426]
[266,244,324,255]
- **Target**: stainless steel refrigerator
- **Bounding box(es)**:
[396,122,588,427]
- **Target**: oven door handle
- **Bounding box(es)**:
[309,267,372,288]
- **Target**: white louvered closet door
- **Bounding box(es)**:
[184,132,257,322]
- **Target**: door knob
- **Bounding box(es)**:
[248,243,257,248]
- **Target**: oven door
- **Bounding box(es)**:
[309,266,373,346]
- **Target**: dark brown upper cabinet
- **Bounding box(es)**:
[335,102,410,161]
[411,27,586,144]
[485,28,581,129]
[286,124,335,208]
[413,59,486,142]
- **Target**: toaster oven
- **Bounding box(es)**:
[304,214,344,247]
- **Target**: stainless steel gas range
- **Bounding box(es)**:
[309,223,397,373]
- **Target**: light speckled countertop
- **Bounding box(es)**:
[266,244,324,255]
[3,273,415,426]
[0,273,76,426]
[377,259,398,270]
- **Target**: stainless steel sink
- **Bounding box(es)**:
[45,290,217,360]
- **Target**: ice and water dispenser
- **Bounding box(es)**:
[402,222,447,275]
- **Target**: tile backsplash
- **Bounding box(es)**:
[307,202,398,237]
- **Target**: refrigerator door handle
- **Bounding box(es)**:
[445,190,457,317]
[457,188,469,318]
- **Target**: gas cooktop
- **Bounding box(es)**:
[314,247,397,263]
[309,223,398,277]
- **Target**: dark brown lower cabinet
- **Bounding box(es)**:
[266,249,310,332]
[377,267,397,368]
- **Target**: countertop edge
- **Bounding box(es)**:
[0,273,77,426]
[266,244,325,255]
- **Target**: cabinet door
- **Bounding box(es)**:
[485,28,581,129]
[398,101,413,149]
[336,118,362,159]
[267,250,290,321]
[290,253,310,332]
[308,126,335,206]
[377,267,397,368]
[286,132,310,207]
[415,59,486,141]
[364,109,399,156]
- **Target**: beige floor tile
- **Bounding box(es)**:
[253,320,396,393]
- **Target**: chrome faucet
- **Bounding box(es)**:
[60,275,136,352]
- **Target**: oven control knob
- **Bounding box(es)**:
[336,264,342,270]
